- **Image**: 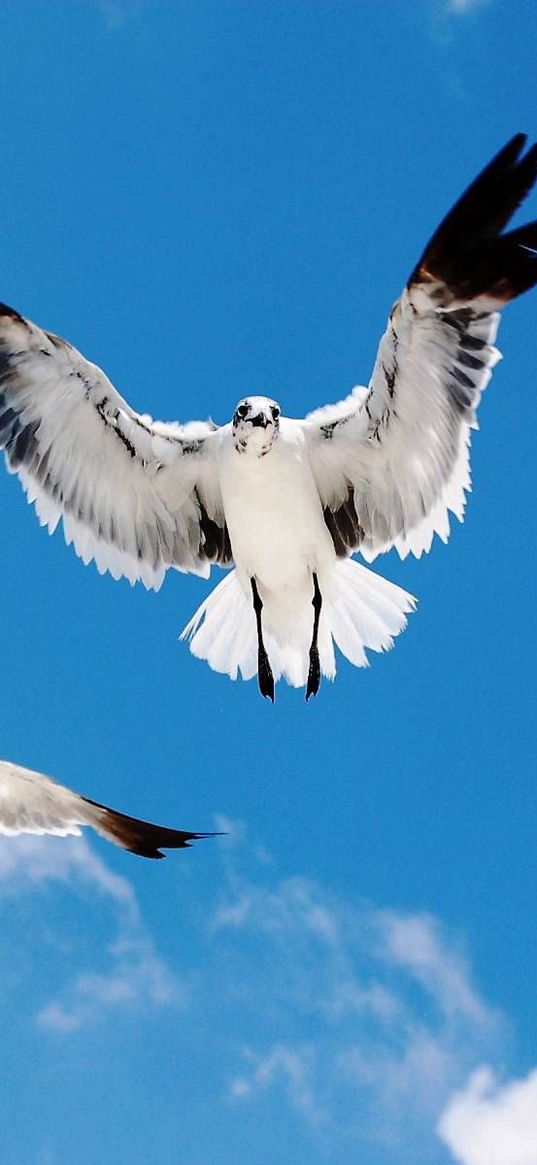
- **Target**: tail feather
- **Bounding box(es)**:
[228,599,258,681]
[181,561,416,691]
[329,598,369,668]
[328,560,415,665]
[332,562,413,653]
[181,571,257,681]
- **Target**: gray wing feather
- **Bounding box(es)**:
[0,304,232,588]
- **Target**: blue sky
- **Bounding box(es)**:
[1,2,537,1163]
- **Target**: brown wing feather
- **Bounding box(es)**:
[409,133,537,303]
[83,796,220,860]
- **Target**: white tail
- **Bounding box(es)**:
[180,560,416,690]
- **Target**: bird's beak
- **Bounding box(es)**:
[250,414,271,429]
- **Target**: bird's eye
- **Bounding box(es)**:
[236,404,249,419]
[271,406,280,420]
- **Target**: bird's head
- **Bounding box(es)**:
[232,395,281,456]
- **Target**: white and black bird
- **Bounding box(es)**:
[0,758,216,859]
[1,135,537,700]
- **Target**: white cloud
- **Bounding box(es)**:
[0,835,184,1031]
[0,824,516,1159]
[438,1065,537,1165]
[0,830,134,910]
[377,910,490,1024]
[230,1044,322,1125]
[36,933,183,1033]
[211,833,500,1150]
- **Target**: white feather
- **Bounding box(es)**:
[182,560,414,687]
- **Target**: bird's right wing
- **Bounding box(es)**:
[0,304,232,589]
[0,759,216,859]
[304,134,537,562]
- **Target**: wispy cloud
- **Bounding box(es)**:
[447,0,494,13]
[0,825,514,1159]
[96,0,145,30]
[36,931,183,1033]
[230,1044,322,1125]
[211,826,500,1153]
[438,1065,537,1165]
[377,910,490,1025]
[0,835,185,1031]
[426,0,497,60]
[0,828,133,908]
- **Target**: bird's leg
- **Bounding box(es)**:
[306,573,322,701]
[250,578,275,702]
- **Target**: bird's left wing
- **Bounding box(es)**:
[0,304,232,589]
[304,134,537,561]
[0,759,217,859]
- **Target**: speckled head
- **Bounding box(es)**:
[232,395,281,456]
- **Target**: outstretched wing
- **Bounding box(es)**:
[0,304,232,588]
[0,759,217,859]
[305,134,537,561]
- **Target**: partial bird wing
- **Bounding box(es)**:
[304,134,537,561]
[0,304,232,588]
[0,759,217,859]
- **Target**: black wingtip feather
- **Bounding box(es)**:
[409,134,537,304]
[83,795,223,860]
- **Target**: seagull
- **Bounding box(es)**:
[0,758,217,859]
[1,134,536,700]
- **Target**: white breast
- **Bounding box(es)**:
[217,421,334,590]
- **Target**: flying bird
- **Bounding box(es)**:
[1,134,536,700]
[0,758,217,859]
